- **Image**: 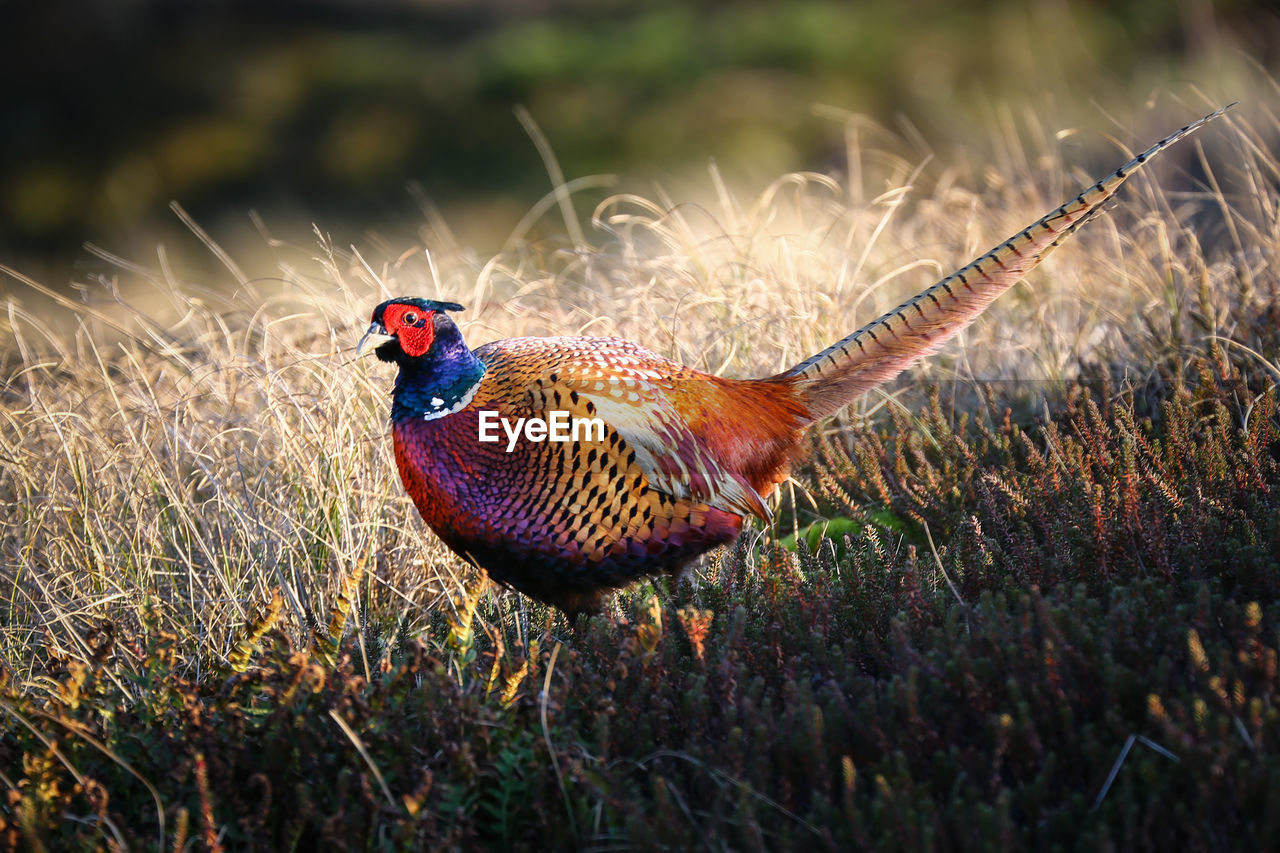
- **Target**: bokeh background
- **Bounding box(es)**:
[2,0,1276,296]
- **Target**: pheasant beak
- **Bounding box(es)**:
[356,322,396,356]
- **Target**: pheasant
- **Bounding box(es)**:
[360,107,1230,615]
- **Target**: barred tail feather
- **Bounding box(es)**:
[786,104,1234,422]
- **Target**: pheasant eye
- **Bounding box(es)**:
[402,311,419,325]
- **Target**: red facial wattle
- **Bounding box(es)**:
[382,304,435,357]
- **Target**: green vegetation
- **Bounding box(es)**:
[2,87,1277,847]
[3,0,1276,279]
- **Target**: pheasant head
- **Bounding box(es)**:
[358,297,485,421]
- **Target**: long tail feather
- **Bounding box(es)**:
[786,104,1234,421]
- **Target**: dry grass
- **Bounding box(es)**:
[1,90,1275,683]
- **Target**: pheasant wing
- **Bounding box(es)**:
[480,337,772,521]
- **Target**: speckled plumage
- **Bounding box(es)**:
[362,108,1229,614]
[389,335,808,614]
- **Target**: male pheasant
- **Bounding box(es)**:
[360,107,1229,615]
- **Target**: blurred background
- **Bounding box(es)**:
[1,0,1276,297]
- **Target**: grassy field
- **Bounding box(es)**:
[2,93,1278,848]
